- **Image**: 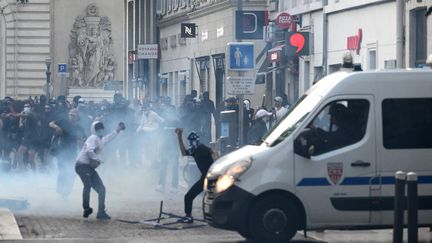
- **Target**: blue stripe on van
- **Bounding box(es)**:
[418,176,432,184]
[297,178,331,186]
[297,175,432,187]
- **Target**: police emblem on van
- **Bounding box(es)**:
[327,162,343,185]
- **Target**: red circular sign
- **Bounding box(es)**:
[276,12,292,30]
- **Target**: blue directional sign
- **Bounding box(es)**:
[228,43,254,70]
[58,63,67,73]
[57,63,69,78]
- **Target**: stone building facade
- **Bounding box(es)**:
[157,0,268,108]
[277,0,431,101]
[0,0,125,101]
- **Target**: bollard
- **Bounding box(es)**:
[407,172,418,243]
[393,171,406,243]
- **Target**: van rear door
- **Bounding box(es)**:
[294,96,378,226]
[378,97,432,225]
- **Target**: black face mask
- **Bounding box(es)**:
[189,140,200,149]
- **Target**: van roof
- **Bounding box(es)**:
[308,69,432,99]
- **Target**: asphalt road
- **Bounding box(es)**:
[0,163,319,243]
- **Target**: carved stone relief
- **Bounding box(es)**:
[68,4,116,88]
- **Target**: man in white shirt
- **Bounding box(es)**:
[75,121,125,220]
[136,104,164,132]
[136,104,164,166]
[273,96,288,123]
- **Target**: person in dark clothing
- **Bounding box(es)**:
[179,95,200,135]
[243,99,255,143]
[38,104,56,171]
[0,100,20,170]
[247,109,270,145]
[175,128,218,223]
[16,103,43,171]
[199,92,215,145]
[49,109,86,197]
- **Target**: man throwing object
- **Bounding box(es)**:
[175,128,218,223]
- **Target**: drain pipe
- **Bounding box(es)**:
[323,11,328,75]
[396,0,404,68]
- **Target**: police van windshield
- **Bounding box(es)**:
[262,94,322,147]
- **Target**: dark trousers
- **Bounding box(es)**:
[184,176,205,216]
[75,163,106,213]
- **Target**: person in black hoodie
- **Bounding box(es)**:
[175,128,218,223]
[49,109,86,196]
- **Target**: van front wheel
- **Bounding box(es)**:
[249,195,299,243]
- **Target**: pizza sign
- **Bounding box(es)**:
[276,12,292,30]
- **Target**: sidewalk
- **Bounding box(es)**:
[306,228,432,242]
[0,208,22,240]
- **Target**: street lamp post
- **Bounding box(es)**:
[45,57,52,99]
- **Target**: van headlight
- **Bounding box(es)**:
[215,157,253,194]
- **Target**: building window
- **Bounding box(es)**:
[167,0,172,13]
[161,0,166,15]
[382,98,432,149]
[170,35,177,48]
[368,49,377,70]
[313,67,324,84]
[156,1,162,14]
[173,0,179,11]
[160,37,168,50]
[195,56,210,92]
[409,8,427,67]
[328,64,341,74]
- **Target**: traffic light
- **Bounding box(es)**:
[285,32,311,56]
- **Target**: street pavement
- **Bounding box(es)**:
[1,162,431,242]
[0,162,318,242]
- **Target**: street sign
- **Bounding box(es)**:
[235,11,267,40]
[181,23,197,38]
[137,44,158,59]
[227,42,254,71]
[286,32,311,56]
[226,76,255,95]
[275,12,300,31]
[103,80,123,91]
[57,63,69,78]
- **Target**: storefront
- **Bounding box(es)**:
[327,1,397,70]
[158,4,267,108]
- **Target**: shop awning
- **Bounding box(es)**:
[268,44,285,52]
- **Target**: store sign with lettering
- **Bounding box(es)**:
[347,29,363,54]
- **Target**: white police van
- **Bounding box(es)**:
[203,69,432,242]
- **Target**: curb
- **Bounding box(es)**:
[0,208,22,240]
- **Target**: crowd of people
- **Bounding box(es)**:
[0,91,290,190]
[0,90,291,220]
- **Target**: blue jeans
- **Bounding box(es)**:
[75,163,106,213]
